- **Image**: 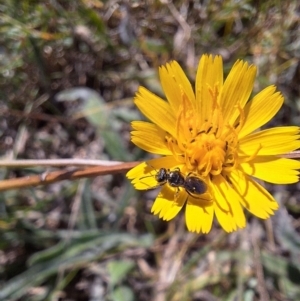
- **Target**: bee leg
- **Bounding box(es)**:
[173,187,181,200]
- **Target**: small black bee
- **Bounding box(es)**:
[141,166,207,198]
[140,167,185,190]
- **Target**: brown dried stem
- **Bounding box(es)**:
[0,161,140,191]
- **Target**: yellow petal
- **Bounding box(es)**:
[126,161,148,180]
[240,157,300,184]
[220,60,257,125]
[238,86,284,139]
[209,175,230,211]
[229,171,278,219]
[185,198,214,233]
[129,162,158,190]
[151,186,186,221]
[212,175,246,232]
[195,54,223,124]
[126,156,177,179]
[159,61,195,113]
[134,87,176,137]
[214,203,234,233]
[239,127,300,156]
[131,121,172,155]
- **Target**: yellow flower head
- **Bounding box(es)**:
[127,54,300,233]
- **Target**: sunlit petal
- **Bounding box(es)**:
[220,60,257,125]
[239,127,300,156]
[240,157,300,184]
[134,87,176,137]
[212,175,246,232]
[159,61,195,113]
[239,86,284,139]
[230,171,278,219]
[131,121,172,155]
[195,54,223,124]
[185,198,214,233]
[151,186,186,221]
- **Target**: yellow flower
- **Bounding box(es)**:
[127,54,300,233]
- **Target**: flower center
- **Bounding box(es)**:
[184,124,238,177]
[166,85,241,178]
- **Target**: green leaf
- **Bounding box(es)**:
[262,251,300,299]
[111,285,134,301]
[261,251,300,281]
[79,179,97,230]
[108,260,135,287]
[274,207,300,256]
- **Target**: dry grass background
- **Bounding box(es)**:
[1,1,300,301]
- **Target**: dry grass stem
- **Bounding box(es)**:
[0,161,139,191]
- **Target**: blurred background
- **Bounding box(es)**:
[1,1,300,300]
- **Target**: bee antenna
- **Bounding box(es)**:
[139,174,153,180]
[139,163,159,180]
[145,163,159,173]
